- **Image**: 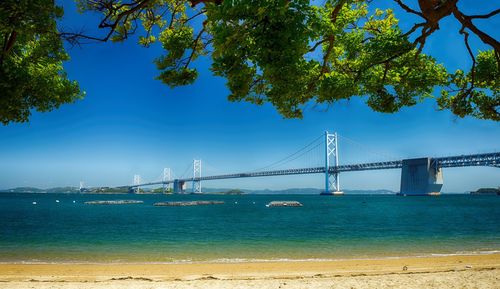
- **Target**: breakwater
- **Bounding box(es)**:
[84,200,144,205]
[266,201,303,207]
[154,201,224,206]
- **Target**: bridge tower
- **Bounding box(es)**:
[321,131,344,195]
[133,174,141,193]
[162,168,171,193]
[192,159,202,194]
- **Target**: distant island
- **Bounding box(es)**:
[470,188,500,195]
[0,187,395,195]
[0,186,130,194]
[201,188,395,195]
[85,200,144,205]
[207,189,245,195]
[80,186,174,194]
[0,187,80,194]
[0,186,173,194]
[82,187,131,194]
[9,187,499,195]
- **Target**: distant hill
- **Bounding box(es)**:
[202,187,395,195]
[46,187,80,194]
[0,187,80,193]
[344,189,395,195]
[207,189,245,195]
[470,188,500,195]
[0,187,45,193]
[246,188,321,195]
[1,186,395,195]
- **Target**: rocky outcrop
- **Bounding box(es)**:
[84,200,144,205]
[153,201,224,206]
[266,201,303,207]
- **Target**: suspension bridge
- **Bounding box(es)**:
[92,131,499,196]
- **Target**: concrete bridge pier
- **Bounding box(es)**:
[400,158,443,196]
[173,180,186,194]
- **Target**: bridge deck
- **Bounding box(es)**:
[129,152,499,188]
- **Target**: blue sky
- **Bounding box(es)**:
[0,0,499,192]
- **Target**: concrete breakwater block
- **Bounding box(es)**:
[154,201,225,206]
[84,200,144,205]
[266,201,303,207]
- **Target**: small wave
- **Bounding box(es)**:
[1,250,499,265]
[429,250,500,257]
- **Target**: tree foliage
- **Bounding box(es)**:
[1,0,499,124]
[0,0,84,125]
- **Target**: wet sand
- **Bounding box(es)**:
[0,254,498,288]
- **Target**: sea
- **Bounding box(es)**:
[0,193,498,263]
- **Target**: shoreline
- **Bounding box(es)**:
[1,250,499,265]
[0,254,498,280]
[1,254,498,288]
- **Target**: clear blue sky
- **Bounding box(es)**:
[0,1,498,192]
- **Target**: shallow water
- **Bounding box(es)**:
[0,193,498,263]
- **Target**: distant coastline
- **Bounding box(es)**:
[4,186,500,195]
[0,187,396,195]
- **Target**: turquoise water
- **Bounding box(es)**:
[0,193,498,263]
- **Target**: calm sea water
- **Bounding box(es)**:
[0,193,498,263]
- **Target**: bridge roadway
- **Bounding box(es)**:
[129,152,500,188]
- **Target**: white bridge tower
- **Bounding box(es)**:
[192,159,202,193]
[163,168,172,193]
[133,174,141,193]
[322,131,344,195]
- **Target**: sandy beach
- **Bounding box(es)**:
[0,253,498,288]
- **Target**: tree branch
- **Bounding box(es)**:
[453,9,500,52]
[308,38,329,52]
[468,8,500,19]
[183,9,207,23]
[189,0,222,8]
[0,30,17,66]
[402,22,426,37]
[393,0,423,17]
[184,27,206,69]
[319,0,346,74]
[63,0,151,44]
[460,25,476,91]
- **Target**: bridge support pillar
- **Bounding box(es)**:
[163,168,171,194]
[321,131,344,195]
[173,180,186,194]
[133,175,141,193]
[192,159,202,194]
[400,158,443,196]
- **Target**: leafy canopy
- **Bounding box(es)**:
[1,0,498,124]
[0,0,84,125]
[72,0,498,120]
